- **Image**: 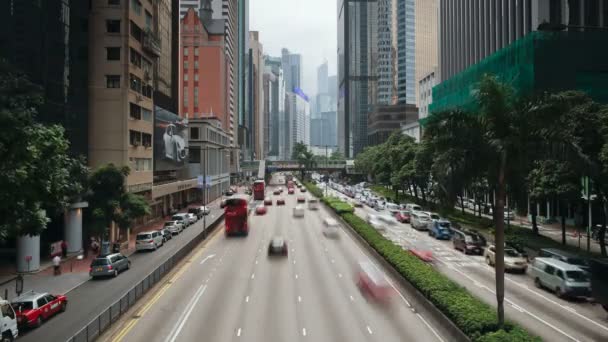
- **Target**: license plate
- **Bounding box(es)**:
[96,267,103,271]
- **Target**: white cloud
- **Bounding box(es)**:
[250,0,337,96]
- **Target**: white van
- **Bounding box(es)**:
[308,198,319,210]
[136,231,164,251]
[406,203,423,212]
[529,257,591,298]
[323,218,340,237]
[1,297,18,340]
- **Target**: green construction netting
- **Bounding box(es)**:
[426,31,608,125]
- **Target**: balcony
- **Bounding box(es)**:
[143,29,161,57]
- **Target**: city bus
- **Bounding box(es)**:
[223,195,249,236]
[253,179,265,200]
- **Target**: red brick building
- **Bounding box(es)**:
[179,7,233,138]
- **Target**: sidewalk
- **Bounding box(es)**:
[0,196,226,301]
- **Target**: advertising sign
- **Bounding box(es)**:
[154,106,189,171]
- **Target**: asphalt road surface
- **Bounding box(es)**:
[103,177,454,342]
[18,207,224,342]
[328,187,608,342]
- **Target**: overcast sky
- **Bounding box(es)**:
[250,0,337,96]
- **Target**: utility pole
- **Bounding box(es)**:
[325,145,329,197]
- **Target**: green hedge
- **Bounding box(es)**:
[306,183,540,341]
[303,181,324,198]
[322,196,355,214]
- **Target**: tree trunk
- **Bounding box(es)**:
[531,199,539,235]
[459,195,465,214]
[413,185,419,200]
[421,188,427,205]
[601,199,607,257]
[395,186,399,202]
[494,151,507,328]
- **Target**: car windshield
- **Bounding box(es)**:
[438,222,450,228]
[172,215,184,220]
[565,271,589,282]
[430,214,440,220]
[504,249,521,257]
[12,301,33,311]
[137,234,152,240]
[91,258,109,266]
[164,221,175,226]
[465,235,480,243]
[271,239,284,247]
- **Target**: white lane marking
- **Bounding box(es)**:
[251,273,255,279]
[435,258,580,340]
[245,296,249,303]
[511,303,525,313]
[236,328,241,337]
[416,313,445,342]
[338,273,343,278]
[293,260,296,265]
[331,259,335,263]
[255,260,258,265]
[366,326,373,334]
[295,274,299,279]
[292,248,295,252]
[199,254,216,265]
[165,285,207,342]
[298,296,302,302]
[302,328,307,336]
[349,295,354,302]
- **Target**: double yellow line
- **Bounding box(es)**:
[111,227,223,342]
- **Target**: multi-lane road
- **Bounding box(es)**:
[103,177,456,342]
[328,187,608,342]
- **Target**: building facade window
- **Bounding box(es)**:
[183,87,188,107]
[190,127,199,139]
[108,0,120,6]
[189,147,201,163]
[130,48,142,67]
[130,74,142,93]
[106,19,121,33]
[184,61,189,69]
[129,102,142,119]
[184,47,189,56]
[194,74,199,82]
[106,75,121,88]
[142,108,152,121]
[194,87,199,107]
[130,21,143,42]
[130,158,152,171]
[129,130,142,146]
[142,133,152,148]
[194,47,199,56]
[145,10,152,29]
[106,47,121,60]
[184,74,189,82]
[194,61,199,69]
[131,0,142,15]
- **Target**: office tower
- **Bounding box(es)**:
[281,48,302,93]
[263,56,285,159]
[249,31,264,160]
[415,0,438,105]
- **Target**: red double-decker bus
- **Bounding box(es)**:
[223,195,249,236]
[253,179,265,200]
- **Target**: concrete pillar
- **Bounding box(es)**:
[17,234,40,273]
[546,200,551,218]
[64,205,86,253]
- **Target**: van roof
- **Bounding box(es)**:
[534,257,585,271]
[540,248,580,258]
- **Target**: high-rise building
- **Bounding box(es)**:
[249,31,264,160]
[281,48,302,93]
[179,7,227,124]
[285,92,309,158]
[263,56,285,159]
[397,0,416,104]
[310,111,338,148]
[337,0,378,157]
[415,0,438,105]
[377,0,398,105]
[317,61,329,94]
[315,61,332,114]
[328,75,338,110]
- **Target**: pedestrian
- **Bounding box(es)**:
[61,240,68,258]
[53,255,61,276]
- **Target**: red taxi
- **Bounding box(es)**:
[297,196,306,203]
[276,197,285,206]
[11,291,67,328]
[264,197,273,205]
[356,262,394,303]
[288,188,295,195]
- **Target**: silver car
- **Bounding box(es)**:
[186,213,197,224]
[172,213,190,227]
[164,220,183,235]
[136,231,164,251]
[90,253,130,278]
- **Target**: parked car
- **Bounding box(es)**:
[429,220,452,240]
[89,253,130,278]
[394,210,411,223]
[484,245,528,273]
[188,206,210,219]
[11,292,67,328]
[538,248,591,273]
[135,231,164,252]
[410,212,432,231]
[529,257,591,298]
[0,297,18,340]
[186,213,197,225]
[164,221,184,235]
[172,213,190,227]
[452,229,484,255]
[405,203,422,212]
[161,228,172,242]
[385,202,401,214]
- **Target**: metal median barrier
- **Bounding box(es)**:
[67,213,224,342]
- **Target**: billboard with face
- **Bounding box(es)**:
[154,106,189,171]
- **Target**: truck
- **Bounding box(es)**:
[1,296,18,341]
[591,258,608,313]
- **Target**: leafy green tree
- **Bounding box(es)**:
[291,142,315,179]
[330,150,345,160]
[0,59,88,238]
[87,164,150,240]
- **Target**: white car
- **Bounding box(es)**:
[186,213,197,224]
[172,213,190,227]
[308,198,319,210]
[378,214,398,226]
[385,202,401,214]
[163,221,184,235]
[366,214,386,231]
[293,205,305,217]
[323,217,340,237]
[136,231,164,251]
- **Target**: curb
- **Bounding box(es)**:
[320,200,471,342]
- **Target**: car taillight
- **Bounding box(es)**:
[107,264,113,270]
[89,267,92,272]
[149,240,154,243]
